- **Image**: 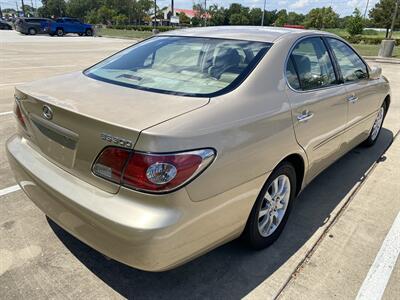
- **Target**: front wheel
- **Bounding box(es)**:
[363,102,387,147]
[85,28,93,36]
[243,161,297,249]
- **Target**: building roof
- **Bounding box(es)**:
[159,26,313,43]
[175,9,196,18]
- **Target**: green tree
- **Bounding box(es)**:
[304,6,338,29]
[66,0,101,20]
[229,13,249,25]
[208,4,227,25]
[287,12,305,25]
[96,5,117,25]
[248,8,263,25]
[369,0,400,38]
[38,0,66,18]
[347,8,364,36]
[274,9,288,26]
[178,12,190,25]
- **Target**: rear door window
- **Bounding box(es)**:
[286,37,337,91]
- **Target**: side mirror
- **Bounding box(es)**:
[369,66,382,80]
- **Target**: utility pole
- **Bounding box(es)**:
[171,0,174,16]
[389,0,400,39]
[363,0,370,19]
[0,4,3,19]
[261,0,266,26]
[204,0,206,26]
[154,0,157,27]
[21,0,26,17]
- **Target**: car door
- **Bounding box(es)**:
[325,37,382,147]
[285,36,348,182]
[63,18,74,33]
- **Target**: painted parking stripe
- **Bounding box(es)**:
[0,64,77,71]
[0,82,25,87]
[0,185,21,197]
[0,111,13,117]
[356,211,400,300]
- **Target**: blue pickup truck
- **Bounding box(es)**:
[49,18,93,36]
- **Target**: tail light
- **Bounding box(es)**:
[92,148,215,193]
[14,99,27,130]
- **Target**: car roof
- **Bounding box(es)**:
[158,26,328,43]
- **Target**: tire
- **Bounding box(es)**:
[363,101,387,147]
[78,33,83,36]
[243,161,297,249]
[56,28,64,37]
[85,28,93,36]
[28,27,37,35]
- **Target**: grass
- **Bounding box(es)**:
[96,28,152,39]
[324,28,400,39]
[351,43,399,57]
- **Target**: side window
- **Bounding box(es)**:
[327,38,368,82]
[286,37,337,91]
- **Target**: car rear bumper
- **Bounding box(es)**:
[6,134,266,271]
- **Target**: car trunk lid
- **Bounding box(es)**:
[15,71,209,193]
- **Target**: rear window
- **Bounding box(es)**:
[84,36,272,97]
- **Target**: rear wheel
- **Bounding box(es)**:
[363,101,387,147]
[28,27,37,35]
[78,33,83,36]
[56,28,64,37]
[243,162,296,249]
[85,28,93,36]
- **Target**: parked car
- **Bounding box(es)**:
[0,19,12,30]
[7,27,390,271]
[15,17,52,35]
[48,17,93,36]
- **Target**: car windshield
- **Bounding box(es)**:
[84,36,272,97]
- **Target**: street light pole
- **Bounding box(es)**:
[389,0,400,39]
[204,0,207,27]
[154,0,157,27]
[261,0,266,26]
[21,0,25,17]
[363,0,370,19]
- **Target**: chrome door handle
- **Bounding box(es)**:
[347,95,359,103]
[297,111,314,122]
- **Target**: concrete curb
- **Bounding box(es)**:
[364,56,400,64]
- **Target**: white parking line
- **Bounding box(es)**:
[356,211,400,300]
[0,185,21,197]
[0,111,13,117]
[0,64,77,71]
[0,82,25,87]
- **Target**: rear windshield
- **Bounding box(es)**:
[84,36,272,97]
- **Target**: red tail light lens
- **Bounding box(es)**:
[92,147,130,183]
[14,100,27,130]
[92,148,215,193]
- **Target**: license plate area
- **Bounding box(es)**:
[30,114,79,168]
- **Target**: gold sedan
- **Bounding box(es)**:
[7,26,390,271]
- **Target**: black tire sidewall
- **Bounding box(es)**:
[29,28,36,35]
[244,162,297,249]
[56,29,64,36]
[85,29,92,36]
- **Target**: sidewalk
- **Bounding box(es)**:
[278,134,400,299]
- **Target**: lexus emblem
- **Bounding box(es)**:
[42,105,53,120]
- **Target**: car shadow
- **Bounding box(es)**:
[48,128,394,300]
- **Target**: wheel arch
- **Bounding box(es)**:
[278,153,306,196]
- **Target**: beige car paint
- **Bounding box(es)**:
[6,27,390,271]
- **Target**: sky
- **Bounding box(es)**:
[0,0,381,17]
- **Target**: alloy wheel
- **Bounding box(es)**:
[371,106,384,141]
[257,174,291,237]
